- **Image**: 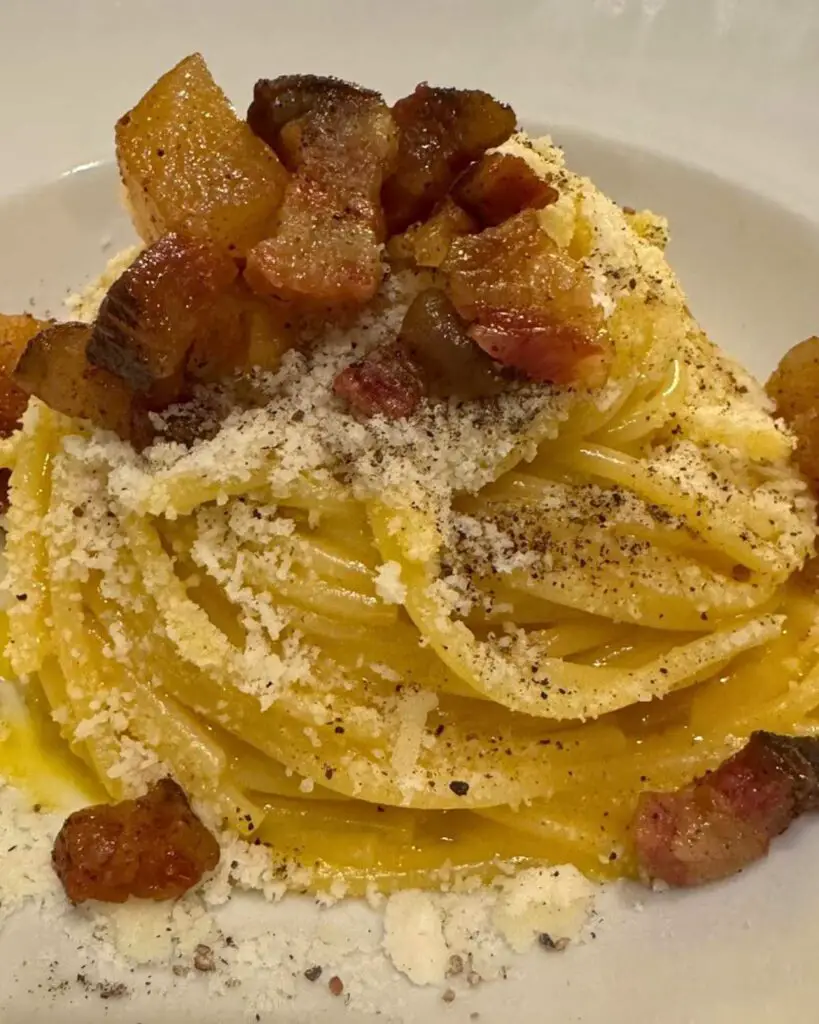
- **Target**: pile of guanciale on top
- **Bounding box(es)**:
[0,54,614,452]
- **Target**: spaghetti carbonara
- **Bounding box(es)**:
[1,65,817,898]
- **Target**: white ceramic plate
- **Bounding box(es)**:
[1,1,819,1021]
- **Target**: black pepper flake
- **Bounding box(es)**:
[449,780,470,796]
[194,945,216,973]
[538,933,569,952]
[304,965,322,982]
[97,982,129,1000]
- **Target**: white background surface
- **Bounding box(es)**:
[1,2,819,1021]
[1,0,818,221]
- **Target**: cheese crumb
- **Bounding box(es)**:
[492,866,594,954]
[383,891,450,985]
[374,561,407,605]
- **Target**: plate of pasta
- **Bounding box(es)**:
[1,1,819,1021]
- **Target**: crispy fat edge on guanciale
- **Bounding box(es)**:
[333,289,508,418]
[12,322,139,440]
[0,313,53,436]
[442,210,613,388]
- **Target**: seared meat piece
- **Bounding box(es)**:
[387,152,555,268]
[333,290,507,418]
[52,778,220,904]
[88,233,242,396]
[766,336,819,494]
[442,210,612,388]
[0,313,52,436]
[398,289,506,399]
[382,83,516,234]
[246,76,397,308]
[452,152,558,227]
[389,198,478,269]
[333,340,424,420]
[634,731,819,887]
[248,75,367,170]
[116,53,288,252]
[13,322,136,439]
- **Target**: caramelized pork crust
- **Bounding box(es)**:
[13,322,138,440]
[388,197,478,269]
[333,289,507,418]
[634,732,819,886]
[88,233,242,395]
[52,779,220,904]
[333,339,424,420]
[0,313,52,436]
[442,211,612,387]
[766,336,819,493]
[452,152,558,227]
[246,76,397,309]
[382,83,516,234]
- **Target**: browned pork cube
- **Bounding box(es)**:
[52,779,220,904]
[12,322,134,438]
[766,336,819,493]
[442,211,612,387]
[382,84,516,234]
[452,152,558,227]
[88,233,243,395]
[0,314,52,435]
[245,76,397,309]
[116,53,288,252]
[388,198,478,268]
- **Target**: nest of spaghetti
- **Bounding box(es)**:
[2,54,819,904]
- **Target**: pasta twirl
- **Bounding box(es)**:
[1,132,817,895]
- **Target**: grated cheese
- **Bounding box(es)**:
[0,784,600,1014]
[374,560,407,604]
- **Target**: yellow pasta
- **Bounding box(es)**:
[2,130,818,900]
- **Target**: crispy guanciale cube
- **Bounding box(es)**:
[442,211,612,387]
[333,342,424,420]
[116,53,288,252]
[397,289,506,400]
[246,76,397,309]
[382,83,516,234]
[634,732,819,887]
[333,290,507,419]
[0,313,52,435]
[452,152,558,227]
[767,336,819,494]
[88,233,243,395]
[388,198,478,269]
[12,322,135,438]
[52,778,220,904]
